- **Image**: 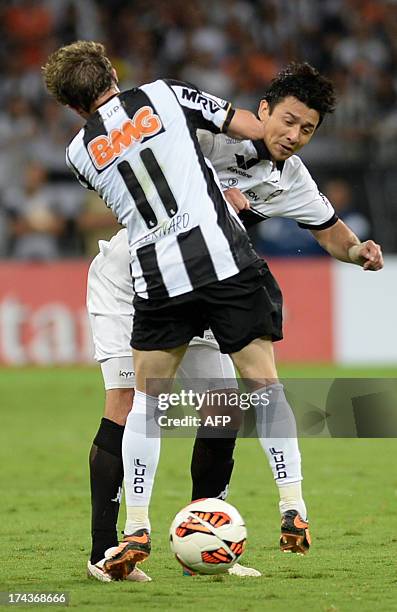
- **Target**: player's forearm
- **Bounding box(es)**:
[226,109,265,141]
[312,221,362,264]
[316,232,383,269]
[327,236,361,264]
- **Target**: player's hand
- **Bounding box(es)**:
[224,188,250,213]
[349,240,384,271]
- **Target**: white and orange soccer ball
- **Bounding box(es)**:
[169,498,247,574]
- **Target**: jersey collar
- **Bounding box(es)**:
[252,139,285,172]
[89,92,120,118]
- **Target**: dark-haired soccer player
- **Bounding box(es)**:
[43,45,383,581]
[195,61,382,555]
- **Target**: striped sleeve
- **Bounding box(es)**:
[165,79,234,134]
[66,147,94,190]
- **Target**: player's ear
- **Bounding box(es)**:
[258,99,271,121]
[112,67,119,85]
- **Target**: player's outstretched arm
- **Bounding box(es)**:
[311,219,383,271]
[227,109,265,141]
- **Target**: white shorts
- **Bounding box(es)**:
[87,251,237,390]
[99,346,237,391]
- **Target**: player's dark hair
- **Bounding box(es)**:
[263,62,336,125]
[42,41,116,113]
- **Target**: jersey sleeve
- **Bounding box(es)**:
[165,79,235,134]
[287,160,338,229]
[66,147,94,190]
[297,209,338,230]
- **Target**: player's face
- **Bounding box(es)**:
[258,96,320,161]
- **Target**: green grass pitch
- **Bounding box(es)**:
[1,365,397,611]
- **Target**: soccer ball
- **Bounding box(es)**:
[169,498,247,574]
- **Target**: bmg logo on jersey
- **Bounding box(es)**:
[88,106,163,170]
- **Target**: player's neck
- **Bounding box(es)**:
[90,87,120,114]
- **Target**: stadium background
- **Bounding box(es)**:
[1,4,397,611]
[0,0,396,365]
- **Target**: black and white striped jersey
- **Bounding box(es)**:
[197,131,338,230]
[66,79,259,299]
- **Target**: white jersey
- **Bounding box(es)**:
[86,228,133,317]
[67,79,258,300]
[197,131,338,230]
[87,228,218,349]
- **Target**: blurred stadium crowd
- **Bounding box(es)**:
[1,0,397,260]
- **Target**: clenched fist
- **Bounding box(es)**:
[349,240,384,271]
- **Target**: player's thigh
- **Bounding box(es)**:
[133,345,188,395]
[230,337,278,388]
[177,343,242,427]
[132,293,206,393]
[202,261,283,359]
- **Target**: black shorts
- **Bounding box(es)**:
[131,260,283,354]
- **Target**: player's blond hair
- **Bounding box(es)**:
[42,41,115,113]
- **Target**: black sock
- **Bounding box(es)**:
[89,418,124,564]
[190,427,238,501]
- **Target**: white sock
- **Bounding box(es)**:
[122,390,160,535]
[278,482,307,521]
[254,383,307,517]
[125,506,150,536]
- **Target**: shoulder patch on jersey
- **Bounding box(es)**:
[180,87,229,112]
